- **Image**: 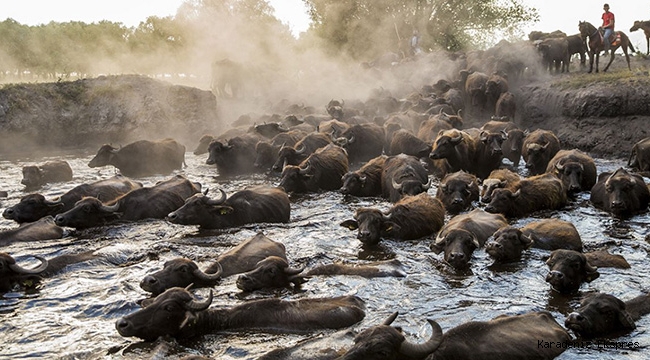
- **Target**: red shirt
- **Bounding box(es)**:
[602,12,615,29]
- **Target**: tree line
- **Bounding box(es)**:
[0,0,538,83]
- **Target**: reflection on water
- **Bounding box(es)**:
[0,153,648,359]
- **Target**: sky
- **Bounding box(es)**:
[2,0,647,48]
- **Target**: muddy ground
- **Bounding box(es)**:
[0,55,649,160]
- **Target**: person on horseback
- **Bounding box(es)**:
[601,3,615,54]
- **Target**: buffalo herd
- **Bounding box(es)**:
[4,62,650,359]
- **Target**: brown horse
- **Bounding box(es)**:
[578,21,635,73]
[630,20,650,55]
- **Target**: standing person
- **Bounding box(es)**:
[410,29,421,56]
[601,3,615,54]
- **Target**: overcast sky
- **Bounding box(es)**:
[3,0,647,48]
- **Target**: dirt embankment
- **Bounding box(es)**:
[516,72,650,159]
[1,71,649,160]
[0,75,219,159]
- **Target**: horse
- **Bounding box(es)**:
[630,20,650,55]
[578,21,635,73]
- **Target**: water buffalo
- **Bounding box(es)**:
[140,232,287,296]
[545,249,599,294]
[254,130,307,171]
[21,160,73,190]
[318,119,351,138]
[54,175,201,229]
[628,136,650,171]
[382,154,431,203]
[303,259,406,278]
[115,287,365,340]
[236,256,308,292]
[192,134,215,155]
[88,138,185,178]
[166,186,290,229]
[335,123,385,164]
[340,155,387,197]
[272,132,332,172]
[388,129,431,158]
[431,209,508,269]
[522,129,560,176]
[1,251,96,293]
[537,37,570,73]
[429,129,478,175]
[436,170,479,214]
[546,149,597,194]
[480,121,525,166]
[206,133,260,176]
[590,167,650,218]
[486,219,582,263]
[473,130,507,179]
[464,71,489,116]
[252,122,289,139]
[485,73,509,114]
[334,311,570,360]
[279,144,349,193]
[565,292,650,339]
[2,175,142,223]
[480,168,521,203]
[417,117,453,143]
[484,173,568,218]
[495,91,516,120]
[0,216,64,246]
[341,193,445,246]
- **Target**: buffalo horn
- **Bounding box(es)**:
[423,177,432,190]
[44,197,62,205]
[205,189,227,205]
[391,178,402,190]
[184,289,214,311]
[192,262,223,282]
[347,134,356,144]
[383,311,399,326]
[501,129,508,139]
[555,162,564,172]
[335,137,349,146]
[585,261,598,274]
[284,264,305,276]
[398,319,443,358]
[9,255,49,275]
[510,189,521,198]
[294,143,306,155]
[299,161,311,175]
[450,132,463,144]
[100,201,120,212]
[382,212,393,221]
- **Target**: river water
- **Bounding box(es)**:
[0,150,648,360]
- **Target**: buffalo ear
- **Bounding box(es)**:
[520,233,534,248]
[382,221,399,235]
[140,298,155,308]
[584,267,600,282]
[340,219,358,230]
[430,242,444,255]
[210,206,234,215]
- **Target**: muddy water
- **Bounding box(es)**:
[0,152,649,360]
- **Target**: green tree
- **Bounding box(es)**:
[303,0,539,59]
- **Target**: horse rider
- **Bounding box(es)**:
[601,3,615,54]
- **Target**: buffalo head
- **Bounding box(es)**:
[485,226,533,263]
[236,256,308,292]
[88,144,119,168]
[0,253,49,292]
[54,197,121,228]
[140,258,222,296]
[545,249,599,293]
[3,193,64,223]
[565,293,635,339]
[431,228,480,269]
[341,208,397,246]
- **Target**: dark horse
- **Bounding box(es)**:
[578,21,635,73]
[630,20,650,55]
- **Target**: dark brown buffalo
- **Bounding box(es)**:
[303,259,406,278]
[21,160,73,189]
[236,256,308,292]
[192,134,215,155]
[417,117,453,143]
[115,287,365,340]
[388,129,430,158]
[272,132,332,172]
[3,175,142,223]
[206,133,259,176]
[495,91,516,120]
[252,122,289,139]
[140,233,287,295]
[335,123,385,164]
[473,130,507,179]
[335,311,570,360]
[436,170,479,214]
[565,293,650,339]
[486,219,582,263]
[590,167,650,218]
[464,71,489,116]
[584,249,630,269]
[480,168,521,203]
[431,209,507,269]
[88,138,185,177]
[279,144,349,193]
[485,73,509,114]
[628,137,650,171]
[254,130,307,170]
[54,175,201,229]
[381,154,431,203]
[522,129,560,176]
[340,155,387,197]
[429,129,478,175]
[545,249,599,293]
[166,186,290,229]
[480,121,525,166]
[485,173,568,218]
[546,149,597,193]
[0,216,64,246]
[318,119,351,139]
[1,251,96,293]
[341,193,445,246]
